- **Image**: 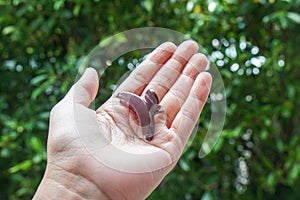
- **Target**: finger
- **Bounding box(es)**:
[160,53,208,127]
[114,42,177,95]
[65,68,99,107]
[171,72,212,144]
[144,40,199,101]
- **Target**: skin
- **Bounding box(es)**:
[33,40,212,200]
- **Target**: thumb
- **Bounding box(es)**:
[66,68,99,107]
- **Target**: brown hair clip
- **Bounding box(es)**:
[116,89,163,141]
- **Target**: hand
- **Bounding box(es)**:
[34,40,212,200]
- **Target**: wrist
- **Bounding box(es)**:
[33,164,109,200]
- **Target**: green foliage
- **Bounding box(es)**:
[0,0,299,199]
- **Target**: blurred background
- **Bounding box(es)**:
[1,0,300,199]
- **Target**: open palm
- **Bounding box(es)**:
[36,41,212,200]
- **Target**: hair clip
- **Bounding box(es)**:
[116,89,163,141]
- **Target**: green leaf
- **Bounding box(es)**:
[286,12,300,24]
[99,37,113,47]
[73,3,81,16]
[212,137,224,152]
[30,137,42,152]
[276,139,284,152]
[30,74,47,86]
[142,0,154,13]
[39,111,50,119]
[201,192,214,200]
[279,14,288,29]
[179,159,190,171]
[288,165,299,183]
[54,0,65,10]
[8,160,32,173]
[2,25,16,35]
[116,33,127,43]
[16,188,29,197]
[267,173,276,188]
[31,82,49,100]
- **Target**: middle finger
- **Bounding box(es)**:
[143,40,199,101]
